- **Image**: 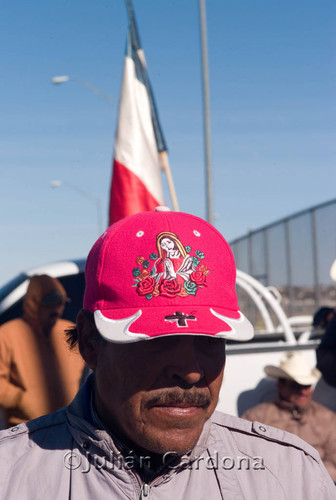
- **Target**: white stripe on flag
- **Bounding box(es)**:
[113,55,164,206]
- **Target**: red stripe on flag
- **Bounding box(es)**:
[109,159,161,225]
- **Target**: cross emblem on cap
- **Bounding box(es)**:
[164,311,197,327]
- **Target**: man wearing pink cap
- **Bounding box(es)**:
[0,209,334,498]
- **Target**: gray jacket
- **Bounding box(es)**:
[0,381,334,499]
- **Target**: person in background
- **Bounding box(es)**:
[242,351,336,482]
[0,210,334,498]
[312,267,336,412]
[0,274,84,427]
[313,307,335,331]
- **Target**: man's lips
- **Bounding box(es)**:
[153,402,204,408]
[151,406,204,419]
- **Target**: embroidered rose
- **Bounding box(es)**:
[199,264,209,275]
[139,269,150,281]
[136,277,156,296]
[184,281,198,295]
[149,253,158,260]
[185,246,191,253]
[190,271,207,286]
[136,256,145,266]
[159,279,181,297]
[142,260,150,269]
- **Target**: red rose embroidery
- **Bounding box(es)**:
[136,277,156,296]
[136,256,145,265]
[190,271,207,286]
[159,279,181,297]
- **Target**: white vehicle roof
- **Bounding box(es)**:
[0,259,85,314]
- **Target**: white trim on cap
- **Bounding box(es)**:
[94,308,254,343]
[210,309,254,341]
[94,309,148,343]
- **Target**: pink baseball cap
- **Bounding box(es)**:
[84,208,254,343]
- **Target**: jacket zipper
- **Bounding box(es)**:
[140,483,150,499]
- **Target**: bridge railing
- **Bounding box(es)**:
[230,198,336,322]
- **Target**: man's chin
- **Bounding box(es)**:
[135,422,205,456]
[131,404,213,455]
[296,402,310,409]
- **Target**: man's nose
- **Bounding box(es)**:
[300,386,312,394]
[166,337,204,386]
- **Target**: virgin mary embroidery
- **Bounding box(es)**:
[132,231,209,299]
[151,232,195,284]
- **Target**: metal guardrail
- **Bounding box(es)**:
[230,198,336,319]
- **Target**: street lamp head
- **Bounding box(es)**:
[50,180,62,188]
[51,76,70,85]
[49,180,103,236]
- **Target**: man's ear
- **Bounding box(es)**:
[76,310,101,369]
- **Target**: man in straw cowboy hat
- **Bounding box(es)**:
[243,351,336,482]
[0,209,335,498]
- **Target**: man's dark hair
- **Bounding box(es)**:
[65,310,103,349]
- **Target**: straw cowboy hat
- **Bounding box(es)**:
[264,352,321,386]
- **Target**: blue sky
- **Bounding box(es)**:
[0,0,335,285]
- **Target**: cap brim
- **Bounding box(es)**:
[94,306,254,343]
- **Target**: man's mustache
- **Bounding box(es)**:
[147,390,211,408]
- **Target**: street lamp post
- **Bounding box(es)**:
[51,75,114,105]
[50,180,103,236]
[199,0,213,225]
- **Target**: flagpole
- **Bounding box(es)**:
[199,0,213,225]
[159,151,179,211]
